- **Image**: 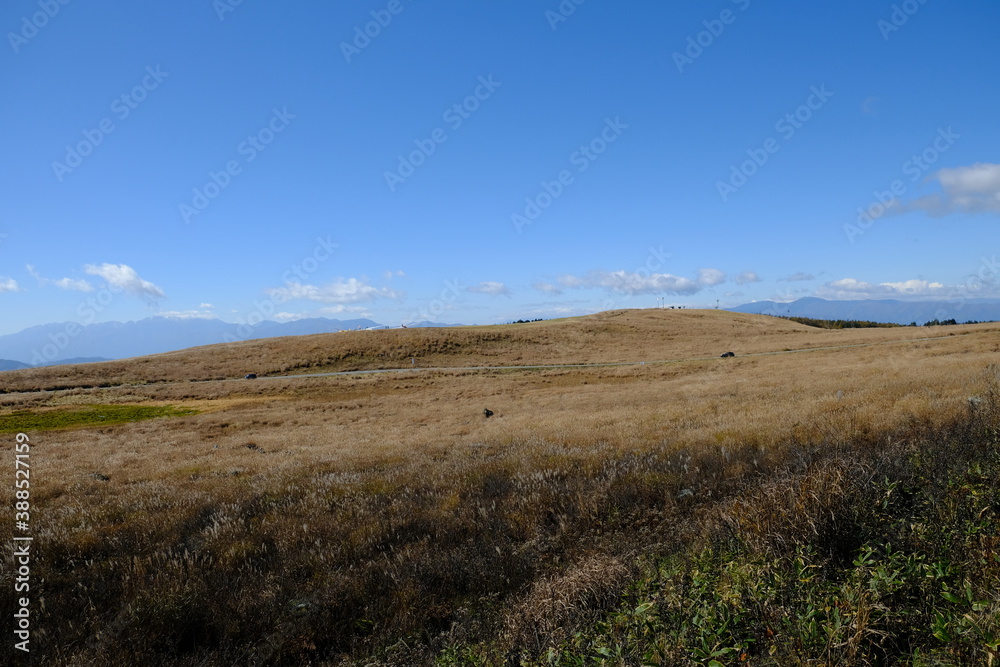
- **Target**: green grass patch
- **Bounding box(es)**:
[0,404,199,433]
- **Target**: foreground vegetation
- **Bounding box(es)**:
[0,369,993,665]
[493,396,1000,665]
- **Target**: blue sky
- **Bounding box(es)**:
[2,0,998,336]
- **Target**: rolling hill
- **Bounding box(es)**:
[1,307,968,393]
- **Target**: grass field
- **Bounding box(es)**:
[1,309,998,665]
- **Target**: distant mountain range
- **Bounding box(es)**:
[0,316,462,368]
[729,297,1000,325]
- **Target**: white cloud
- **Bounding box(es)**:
[467,281,512,297]
[935,162,1000,213]
[84,263,166,301]
[781,272,815,282]
[734,271,762,285]
[54,277,94,292]
[821,278,877,295]
[0,277,21,292]
[264,306,374,321]
[896,163,1000,216]
[565,270,701,295]
[598,270,701,295]
[697,268,727,287]
[266,278,401,304]
[25,265,94,292]
[880,279,947,294]
[319,305,372,314]
[158,310,216,320]
[532,282,562,295]
[938,162,1000,195]
[199,303,214,309]
[557,274,586,289]
[318,305,374,319]
[817,277,948,300]
[383,269,406,281]
[550,267,729,296]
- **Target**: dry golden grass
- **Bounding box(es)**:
[3,310,994,488]
[1,309,997,665]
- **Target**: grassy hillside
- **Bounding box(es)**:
[3,308,993,393]
[1,309,998,665]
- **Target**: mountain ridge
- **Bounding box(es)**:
[729,297,1000,325]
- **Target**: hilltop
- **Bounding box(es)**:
[3,308,990,394]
